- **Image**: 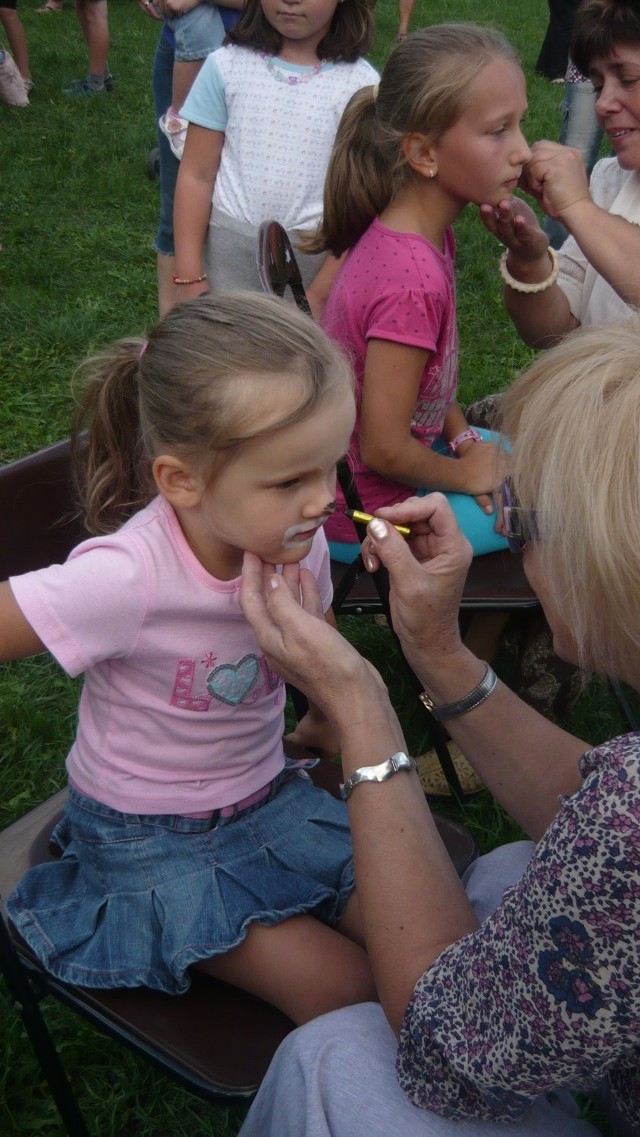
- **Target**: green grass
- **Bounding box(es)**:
[0,0,622,1132]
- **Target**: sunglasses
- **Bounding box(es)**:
[500,478,539,555]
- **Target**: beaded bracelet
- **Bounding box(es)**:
[498,246,559,294]
[172,272,208,286]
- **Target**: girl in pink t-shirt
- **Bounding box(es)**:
[310,25,530,562]
[4,292,376,1023]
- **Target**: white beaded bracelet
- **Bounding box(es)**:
[498,246,560,294]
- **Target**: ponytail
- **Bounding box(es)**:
[72,339,150,536]
[304,86,392,256]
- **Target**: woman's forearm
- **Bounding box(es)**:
[561,197,640,308]
[334,691,478,1034]
[502,251,578,348]
[407,645,587,839]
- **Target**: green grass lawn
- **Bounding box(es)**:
[0,1,624,1132]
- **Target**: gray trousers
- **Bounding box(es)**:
[238,843,604,1137]
[204,207,325,295]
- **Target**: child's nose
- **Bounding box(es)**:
[304,479,336,517]
[513,129,531,165]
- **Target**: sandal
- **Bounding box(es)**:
[414,741,485,799]
[159,110,188,160]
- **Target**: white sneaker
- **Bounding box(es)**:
[0,48,29,106]
[159,109,188,160]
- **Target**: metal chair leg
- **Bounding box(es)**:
[0,919,91,1137]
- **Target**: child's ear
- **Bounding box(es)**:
[402,132,437,180]
[153,455,203,508]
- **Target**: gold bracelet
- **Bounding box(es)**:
[498,247,559,294]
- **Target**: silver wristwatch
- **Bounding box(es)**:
[419,662,497,720]
[340,752,416,801]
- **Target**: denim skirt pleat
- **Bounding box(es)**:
[6,771,355,993]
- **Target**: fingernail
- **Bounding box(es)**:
[368,518,388,540]
[365,555,375,572]
[269,575,280,590]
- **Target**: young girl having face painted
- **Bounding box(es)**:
[4,292,375,1025]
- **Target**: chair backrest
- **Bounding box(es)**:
[0,438,89,580]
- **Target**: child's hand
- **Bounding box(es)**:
[478,196,548,264]
[285,706,341,760]
[455,441,508,513]
[136,0,162,20]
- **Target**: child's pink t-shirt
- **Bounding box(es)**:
[322,218,458,543]
[10,497,332,815]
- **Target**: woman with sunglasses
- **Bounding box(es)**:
[238,320,640,1137]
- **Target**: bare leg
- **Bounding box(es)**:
[397,0,415,38]
[195,902,375,1025]
[75,0,109,77]
[157,252,177,317]
[171,58,202,112]
[0,9,31,80]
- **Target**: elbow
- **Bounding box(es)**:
[360,437,403,480]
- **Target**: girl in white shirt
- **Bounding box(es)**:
[173,0,377,312]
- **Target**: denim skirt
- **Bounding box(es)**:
[6,768,355,993]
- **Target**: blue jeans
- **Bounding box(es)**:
[152,28,178,257]
[165,3,224,62]
[543,79,605,249]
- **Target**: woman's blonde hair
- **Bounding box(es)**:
[501,321,640,677]
[72,292,353,535]
[306,23,520,256]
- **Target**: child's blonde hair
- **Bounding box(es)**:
[72,292,353,535]
[501,320,640,677]
[307,23,520,256]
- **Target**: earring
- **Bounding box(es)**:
[429,169,436,179]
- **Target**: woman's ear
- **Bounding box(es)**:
[153,455,203,508]
[402,132,437,180]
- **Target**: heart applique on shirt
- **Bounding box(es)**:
[206,654,260,705]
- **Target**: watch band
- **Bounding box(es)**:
[340,752,416,801]
[419,662,497,720]
[448,428,482,454]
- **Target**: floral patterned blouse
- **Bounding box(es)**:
[397,734,640,1130]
